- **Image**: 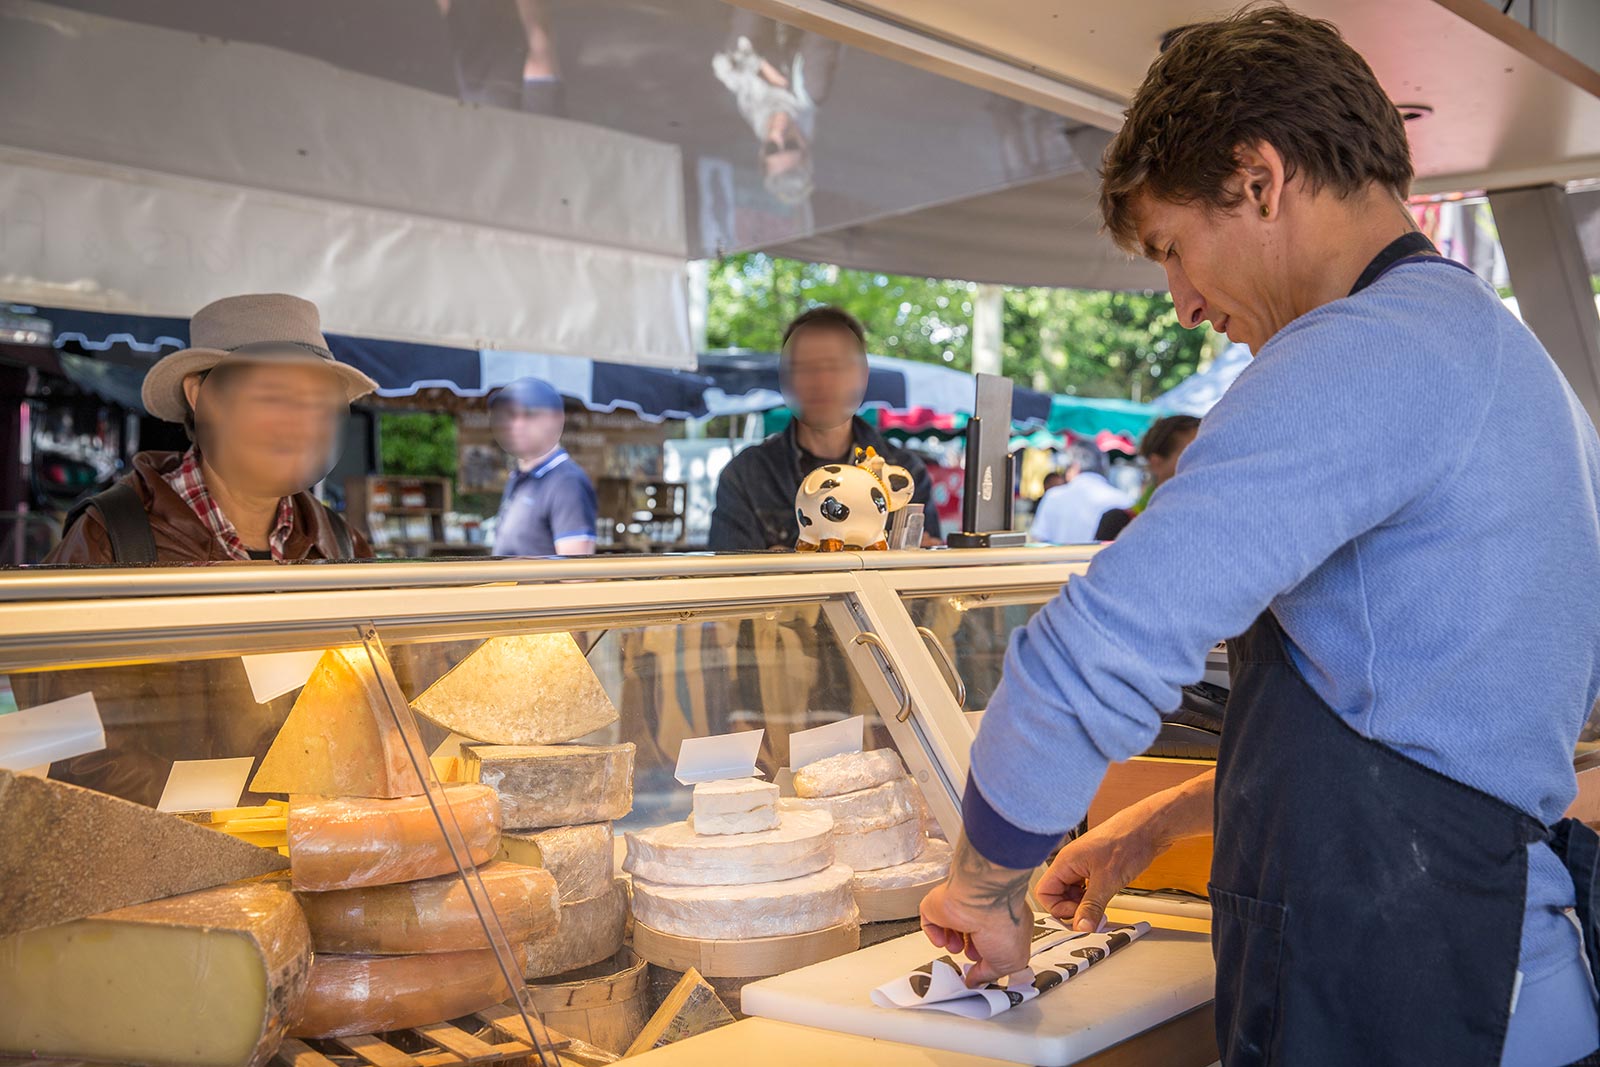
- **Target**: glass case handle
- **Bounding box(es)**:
[853,631,914,722]
[916,625,967,711]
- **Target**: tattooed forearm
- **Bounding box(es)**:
[949,836,1034,925]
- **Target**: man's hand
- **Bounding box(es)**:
[1036,769,1216,932]
[919,837,1034,987]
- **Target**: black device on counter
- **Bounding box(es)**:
[948,373,1027,549]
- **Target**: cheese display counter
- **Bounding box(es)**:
[0,548,1218,1066]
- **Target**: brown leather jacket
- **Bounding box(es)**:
[24,452,373,806]
[46,450,371,564]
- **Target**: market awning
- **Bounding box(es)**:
[34,305,713,422]
[1048,394,1159,439]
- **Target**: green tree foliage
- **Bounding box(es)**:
[704,253,1217,400]
[379,412,457,477]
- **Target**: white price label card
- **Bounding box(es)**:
[157,757,255,813]
[240,649,332,704]
[788,715,863,771]
[0,691,105,772]
[675,730,763,785]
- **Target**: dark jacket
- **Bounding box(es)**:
[709,417,942,550]
[46,450,370,565]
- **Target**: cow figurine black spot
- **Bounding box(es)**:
[794,446,916,551]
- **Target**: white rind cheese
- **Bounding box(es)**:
[499,822,615,903]
[851,837,953,891]
[632,863,856,939]
[691,778,779,836]
[792,749,905,798]
[779,777,917,833]
[624,810,834,886]
[832,816,923,872]
[466,743,635,829]
[689,808,780,835]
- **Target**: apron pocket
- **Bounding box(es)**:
[1209,884,1287,1067]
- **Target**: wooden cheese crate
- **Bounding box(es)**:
[272,1005,618,1067]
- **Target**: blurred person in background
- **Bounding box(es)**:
[1094,414,1201,540]
[1028,441,1132,544]
[489,377,597,556]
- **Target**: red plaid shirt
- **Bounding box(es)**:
[163,449,295,561]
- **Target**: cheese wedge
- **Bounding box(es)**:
[499,822,614,903]
[411,633,620,745]
[296,861,558,954]
[250,647,426,799]
[466,743,634,829]
[288,784,500,891]
[292,945,526,1039]
[0,881,311,1067]
[0,770,288,939]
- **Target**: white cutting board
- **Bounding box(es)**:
[742,921,1215,1066]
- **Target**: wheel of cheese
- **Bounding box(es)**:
[632,916,861,979]
[295,861,558,954]
[631,863,855,940]
[466,743,635,829]
[852,839,953,922]
[779,777,917,833]
[291,945,526,1039]
[623,810,834,886]
[523,878,630,980]
[287,784,500,891]
[792,749,905,798]
[831,816,923,873]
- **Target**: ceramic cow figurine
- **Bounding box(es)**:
[794,447,917,551]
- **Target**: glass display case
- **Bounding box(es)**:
[0,548,1102,1064]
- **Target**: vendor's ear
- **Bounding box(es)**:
[1234,141,1287,222]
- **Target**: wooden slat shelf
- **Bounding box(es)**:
[271,1006,579,1067]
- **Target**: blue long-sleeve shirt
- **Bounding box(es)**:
[967,260,1600,1043]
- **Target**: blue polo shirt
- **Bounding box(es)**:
[492,448,598,556]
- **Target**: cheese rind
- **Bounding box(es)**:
[296,861,559,954]
[624,810,834,886]
[250,647,426,799]
[291,945,525,1039]
[0,769,288,939]
[411,633,620,745]
[631,864,856,939]
[851,837,953,891]
[792,749,905,798]
[0,881,311,1067]
[499,823,615,903]
[524,878,630,979]
[688,808,780,835]
[288,784,501,891]
[466,743,635,829]
[779,777,918,833]
[832,816,923,873]
[690,777,780,835]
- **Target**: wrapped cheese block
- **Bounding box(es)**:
[411,633,620,745]
[792,749,905,799]
[690,778,779,836]
[466,743,635,829]
[296,861,559,954]
[631,863,855,939]
[524,878,630,979]
[251,647,426,799]
[0,769,288,939]
[500,822,614,903]
[288,784,500,891]
[291,944,527,1039]
[831,816,923,873]
[779,777,917,833]
[0,882,311,1067]
[851,837,952,892]
[624,810,834,886]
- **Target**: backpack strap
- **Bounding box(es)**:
[63,482,158,564]
[321,502,355,559]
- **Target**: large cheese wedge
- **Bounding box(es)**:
[0,769,288,938]
[851,837,953,892]
[288,784,500,891]
[466,743,634,829]
[623,810,833,886]
[691,777,779,835]
[499,822,614,903]
[832,816,922,872]
[296,861,558,954]
[792,749,905,798]
[250,647,425,799]
[292,945,526,1039]
[411,633,620,745]
[780,777,917,833]
[631,863,855,940]
[0,881,311,1067]
[524,878,630,979]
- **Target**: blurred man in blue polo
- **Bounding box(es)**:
[489,377,597,556]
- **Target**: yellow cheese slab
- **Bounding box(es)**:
[411,633,620,745]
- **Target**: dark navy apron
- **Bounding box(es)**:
[1210,232,1600,1066]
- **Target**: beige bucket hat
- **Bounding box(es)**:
[140,293,379,422]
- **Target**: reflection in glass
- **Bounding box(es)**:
[904,593,1051,713]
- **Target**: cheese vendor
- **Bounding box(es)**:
[919,8,1600,1067]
